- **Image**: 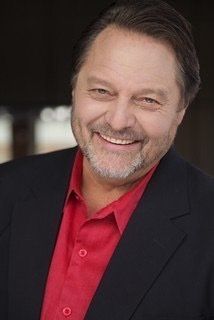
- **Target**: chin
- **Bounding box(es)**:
[85,151,148,181]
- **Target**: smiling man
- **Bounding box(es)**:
[1,1,214,320]
[71,25,186,218]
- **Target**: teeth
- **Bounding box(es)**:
[100,134,135,145]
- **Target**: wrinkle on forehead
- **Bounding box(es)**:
[76,25,181,107]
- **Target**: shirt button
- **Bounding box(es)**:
[78,248,87,257]
[62,307,72,317]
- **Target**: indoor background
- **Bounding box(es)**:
[0,0,214,175]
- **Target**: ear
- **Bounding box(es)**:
[71,89,75,104]
[177,107,186,126]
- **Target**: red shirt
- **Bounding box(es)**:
[41,151,157,320]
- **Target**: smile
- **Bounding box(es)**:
[99,133,136,145]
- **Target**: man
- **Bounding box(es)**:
[1,0,214,319]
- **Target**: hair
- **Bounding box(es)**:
[71,0,201,107]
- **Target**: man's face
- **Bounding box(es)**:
[71,26,185,183]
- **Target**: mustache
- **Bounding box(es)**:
[89,123,145,141]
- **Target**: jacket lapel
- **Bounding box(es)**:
[86,149,190,320]
[8,148,77,320]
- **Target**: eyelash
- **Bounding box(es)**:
[90,88,109,95]
[133,97,161,112]
[143,97,158,104]
[136,97,160,105]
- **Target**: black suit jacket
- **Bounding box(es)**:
[0,147,214,320]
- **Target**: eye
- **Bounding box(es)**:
[143,97,158,104]
[90,88,109,95]
[88,88,113,101]
[134,96,161,110]
[95,88,108,95]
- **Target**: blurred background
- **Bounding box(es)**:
[0,0,214,175]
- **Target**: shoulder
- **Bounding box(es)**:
[185,161,214,213]
[158,148,214,213]
[171,152,214,228]
[0,147,77,232]
[164,148,214,191]
[0,147,77,208]
[180,155,214,199]
[0,147,77,183]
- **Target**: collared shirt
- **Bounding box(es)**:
[41,151,158,320]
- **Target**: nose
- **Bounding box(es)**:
[104,98,136,131]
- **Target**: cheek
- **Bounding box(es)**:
[73,95,107,124]
[137,113,176,137]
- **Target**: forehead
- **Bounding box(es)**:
[78,26,179,94]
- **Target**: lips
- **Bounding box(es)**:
[99,133,136,145]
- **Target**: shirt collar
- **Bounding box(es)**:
[68,149,83,201]
[110,164,158,234]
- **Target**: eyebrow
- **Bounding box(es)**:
[87,76,113,88]
[87,76,169,102]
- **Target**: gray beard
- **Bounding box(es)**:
[81,141,149,180]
